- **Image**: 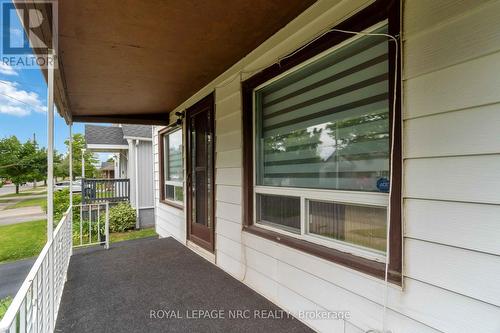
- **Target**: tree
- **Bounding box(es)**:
[64,133,98,179]
[0,137,39,193]
[30,145,48,186]
[54,152,68,181]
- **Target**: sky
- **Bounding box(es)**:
[0,5,107,161]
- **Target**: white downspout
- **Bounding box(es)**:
[135,139,140,229]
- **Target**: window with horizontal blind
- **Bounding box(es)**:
[255,24,389,193]
[159,127,184,207]
[253,23,390,260]
[242,0,402,284]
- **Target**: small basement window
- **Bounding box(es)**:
[160,127,184,208]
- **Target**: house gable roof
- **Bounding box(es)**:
[121,125,152,139]
[85,125,127,146]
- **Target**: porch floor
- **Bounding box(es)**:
[55,237,312,333]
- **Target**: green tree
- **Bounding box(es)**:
[0,137,38,193]
[54,152,68,181]
[30,145,48,186]
[64,133,98,179]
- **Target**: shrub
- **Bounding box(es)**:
[108,202,136,232]
[49,189,82,222]
[72,219,105,244]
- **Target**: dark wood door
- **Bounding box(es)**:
[186,94,215,252]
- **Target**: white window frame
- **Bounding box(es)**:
[162,128,184,207]
[251,21,390,263]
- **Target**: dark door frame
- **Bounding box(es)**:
[185,93,216,253]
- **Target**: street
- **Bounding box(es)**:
[0,258,36,299]
[0,182,44,196]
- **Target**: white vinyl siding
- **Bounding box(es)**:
[152,1,500,332]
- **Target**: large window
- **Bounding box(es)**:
[160,128,184,207]
[254,23,389,260]
[242,0,401,283]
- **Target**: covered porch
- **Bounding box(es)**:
[6,0,499,332]
[55,237,311,333]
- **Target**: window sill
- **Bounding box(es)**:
[159,199,184,211]
[242,225,401,285]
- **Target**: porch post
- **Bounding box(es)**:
[81,148,86,178]
[46,48,55,332]
[134,139,140,229]
[69,123,73,253]
[69,124,73,203]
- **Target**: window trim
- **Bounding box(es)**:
[241,0,401,284]
[158,126,184,210]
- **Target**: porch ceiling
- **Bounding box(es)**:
[27,0,316,125]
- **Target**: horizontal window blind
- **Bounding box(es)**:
[255,25,390,192]
[166,129,183,181]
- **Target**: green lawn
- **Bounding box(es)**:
[0,220,47,263]
[110,228,157,243]
[4,196,47,210]
[0,219,156,263]
[0,296,13,320]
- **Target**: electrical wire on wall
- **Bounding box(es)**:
[222,21,400,333]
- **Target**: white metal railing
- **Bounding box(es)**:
[0,203,110,333]
[73,203,110,249]
[0,207,72,333]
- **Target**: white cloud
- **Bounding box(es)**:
[0,80,46,117]
[0,63,18,76]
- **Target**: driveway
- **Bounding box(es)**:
[0,258,35,299]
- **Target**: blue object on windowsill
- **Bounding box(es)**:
[377,177,390,193]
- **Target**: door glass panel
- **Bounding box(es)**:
[191,111,212,227]
[206,110,212,229]
[191,119,197,225]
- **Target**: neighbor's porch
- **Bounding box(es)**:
[55,237,311,333]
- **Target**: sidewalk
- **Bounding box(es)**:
[0,206,46,226]
[0,194,46,203]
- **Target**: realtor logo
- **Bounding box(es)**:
[1,0,58,68]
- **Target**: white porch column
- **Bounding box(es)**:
[81,148,86,178]
[134,139,140,229]
[46,48,55,332]
[69,123,73,254]
[47,51,54,240]
[69,124,73,207]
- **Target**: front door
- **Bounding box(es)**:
[186,93,215,252]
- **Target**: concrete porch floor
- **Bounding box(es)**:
[55,237,313,333]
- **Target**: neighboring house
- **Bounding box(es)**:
[18,1,500,332]
[99,161,115,179]
[85,124,154,227]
